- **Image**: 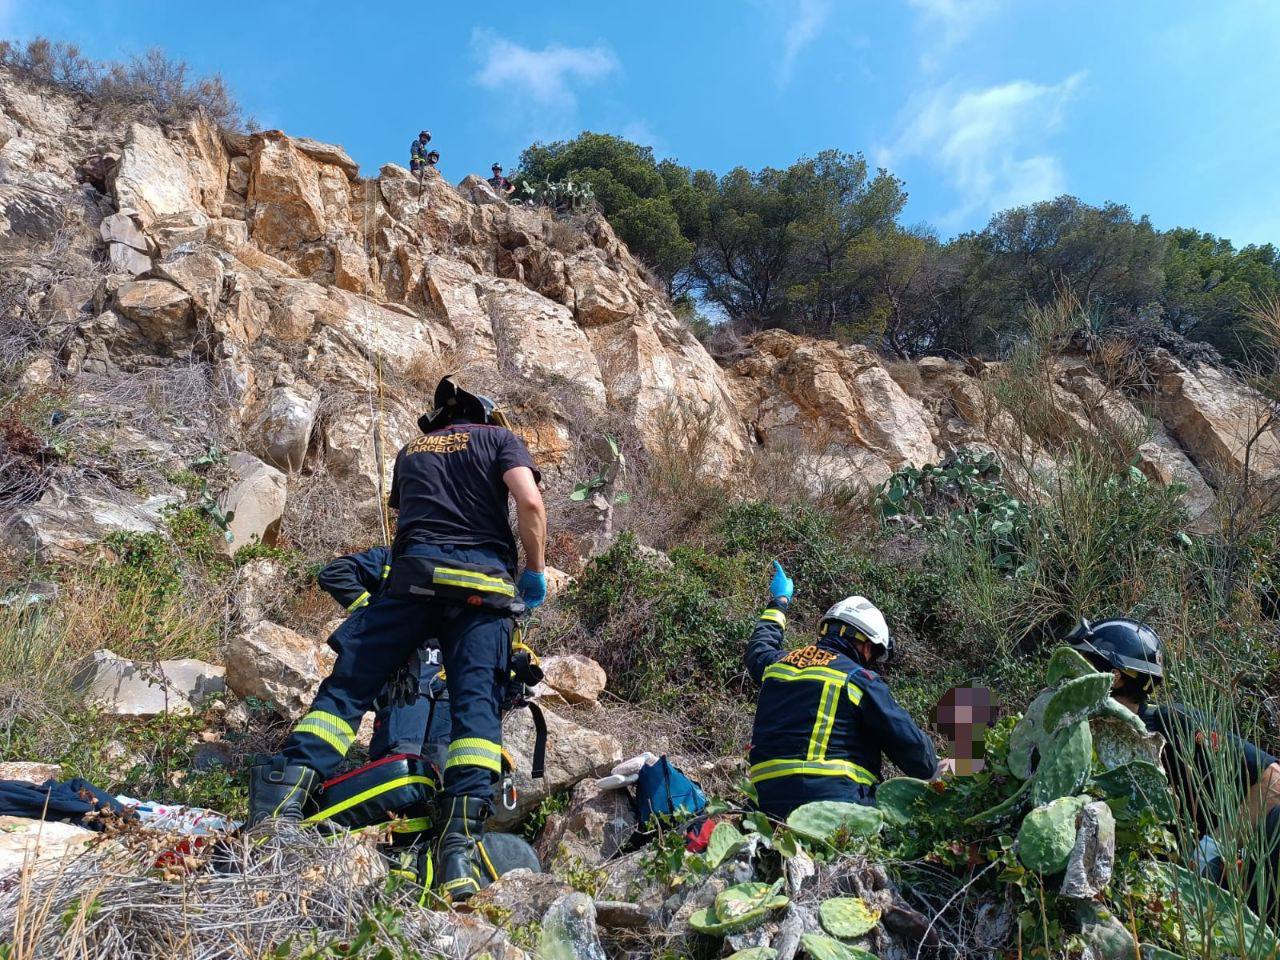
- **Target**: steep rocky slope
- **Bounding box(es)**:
[2,66,1276,565]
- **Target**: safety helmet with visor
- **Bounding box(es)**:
[821,596,893,665]
[1064,617,1164,697]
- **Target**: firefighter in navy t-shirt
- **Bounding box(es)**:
[248,377,547,902]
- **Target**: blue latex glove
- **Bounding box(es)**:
[518,569,547,609]
[769,561,794,607]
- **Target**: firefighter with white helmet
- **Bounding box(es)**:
[743,562,938,818]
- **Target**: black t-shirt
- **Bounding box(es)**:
[388,422,539,569]
[1142,703,1278,831]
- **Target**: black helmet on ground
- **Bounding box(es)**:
[418,376,509,432]
[1064,616,1164,694]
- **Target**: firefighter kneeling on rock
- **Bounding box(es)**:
[744,562,938,819]
[247,377,547,902]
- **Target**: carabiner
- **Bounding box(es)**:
[501,776,518,811]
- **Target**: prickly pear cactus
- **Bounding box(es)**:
[1044,671,1114,732]
[1017,794,1088,874]
[818,897,880,938]
[689,880,790,935]
[705,821,748,869]
[725,950,779,960]
[786,801,884,845]
[1046,645,1095,684]
[1149,863,1280,957]
[1031,719,1092,805]
[1092,760,1174,821]
[799,933,878,960]
[875,777,934,825]
[1007,687,1055,780]
[1092,712,1164,771]
[966,778,1031,826]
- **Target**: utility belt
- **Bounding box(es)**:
[385,553,523,614]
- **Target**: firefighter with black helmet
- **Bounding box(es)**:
[247,376,547,903]
[744,562,938,819]
[1065,616,1280,895]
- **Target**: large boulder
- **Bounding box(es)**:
[733,330,939,469]
[109,122,209,229]
[246,130,336,256]
[231,557,289,626]
[217,452,287,557]
[470,870,574,927]
[223,620,335,719]
[71,649,225,717]
[1152,351,1280,479]
[492,707,622,828]
[114,278,194,347]
[536,778,638,868]
[2,491,176,564]
[253,384,321,472]
[538,654,607,705]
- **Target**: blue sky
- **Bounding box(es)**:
[5,0,1279,245]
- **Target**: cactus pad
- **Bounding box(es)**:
[726,950,779,960]
[818,897,880,938]
[704,821,748,869]
[1007,687,1055,780]
[1044,672,1114,732]
[875,777,935,825]
[1017,794,1088,874]
[965,777,1031,826]
[1046,645,1096,684]
[1092,712,1164,771]
[786,801,884,845]
[1092,760,1174,821]
[1031,719,1092,805]
[800,933,879,960]
[689,880,789,935]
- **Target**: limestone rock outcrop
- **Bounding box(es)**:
[1,63,1275,569]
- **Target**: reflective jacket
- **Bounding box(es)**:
[317,546,392,613]
[744,606,937,814]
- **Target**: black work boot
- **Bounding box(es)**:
[438,796,492,902]
[247,757,318,826]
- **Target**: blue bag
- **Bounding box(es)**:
[634,756,707,829]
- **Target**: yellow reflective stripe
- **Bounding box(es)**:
[846,681,864,706]
[381,565,391,579]
[303,775,437,823]
[808,682,839,761]
[295,711,356,756]
[748,757,877,786]
[760,608,787,628]
[299,711,355,739]
[294,723,350,756]
[433,566,515,596]
[446,737,503,773]
[763,662,851,685]
[346,590,371,611]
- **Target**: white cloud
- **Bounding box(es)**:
[472,31,618,110]
[882,73,1085,226]
[778,0,831,85]
[906,0,1003,69]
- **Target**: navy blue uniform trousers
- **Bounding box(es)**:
[282,544,511,801]
[368,648,452,773]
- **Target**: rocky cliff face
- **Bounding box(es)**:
[2,70,1275,563]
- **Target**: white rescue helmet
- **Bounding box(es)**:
[821,596,892,664]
